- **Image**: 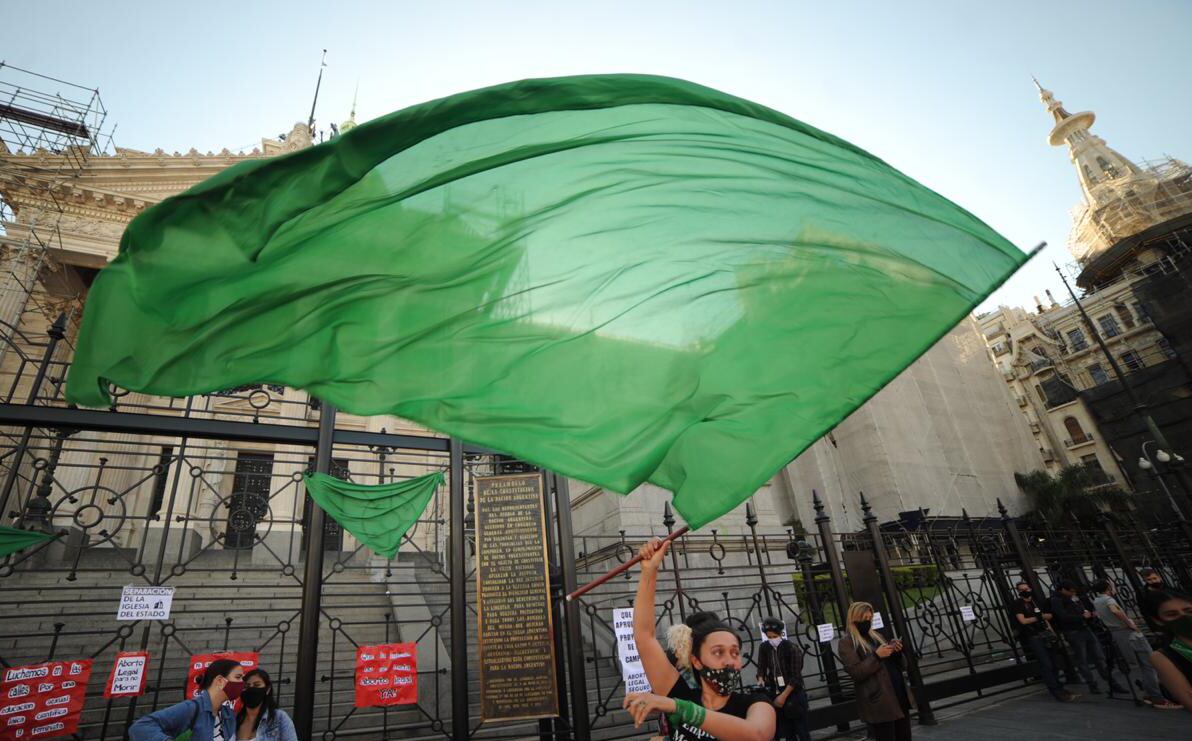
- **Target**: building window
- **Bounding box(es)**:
[224,452,274,550]
[1096,155,1119,178]
[1063,416,1088,444]
[1081,453,1103,472]
[1082,164,1097,185]
[1120,350,1144,371]
[1133,302,1151,323]
[1066,328,1088,352]
[1088,363,1110,386]
[1034,385,1047,404]
[1158,338,1177,359]
[1115,305,1136,330]
[148,446,174,517]
[1097,314,1121,338]
[991,341,1009,356]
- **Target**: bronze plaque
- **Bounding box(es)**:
[475,473,559,721]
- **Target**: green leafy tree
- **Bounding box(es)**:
[1014,464,1128,527]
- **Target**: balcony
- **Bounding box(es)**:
[1029,357,1054,372]
[1064,433,1096,448]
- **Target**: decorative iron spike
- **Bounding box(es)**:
[663,500,675,529]
[745,500,757,527]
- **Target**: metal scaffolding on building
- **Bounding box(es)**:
[0,62,112,341]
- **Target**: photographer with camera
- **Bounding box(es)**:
[1010,581,1077,702]
[756,617,810,741]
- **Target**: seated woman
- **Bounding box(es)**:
[621,537,775,741]
[129,659,243,741]
[1148,590,1192,713]
[236,668,298,740]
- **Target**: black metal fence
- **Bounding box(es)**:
[2,317,1191,740]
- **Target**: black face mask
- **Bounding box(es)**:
[1162,615,1192,636]
[1019,591,1033,600]
[698,666,742,696]
[855,620,872,635]
[241,686,268,709]
[1147,582,1164,591]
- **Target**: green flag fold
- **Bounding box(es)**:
[303,471,443,558]
[0,525,55,558]
[65,74,1029,529]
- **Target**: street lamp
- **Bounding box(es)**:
[1139,441,1188,522]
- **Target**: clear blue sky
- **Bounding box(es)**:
[5,0,1189,311]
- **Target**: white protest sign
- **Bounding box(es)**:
[613,608,652,695]
[117,586,175,621]
[871,612,884,630]
[816,623,835,643]
[960,605,976,622]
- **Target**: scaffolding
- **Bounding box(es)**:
[0,62,112,343]
[1069,156,1192,264]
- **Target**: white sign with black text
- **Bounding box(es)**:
[816,623,835,643]
[960,605,976,622]
[872,611,885,630]
[612,608,652,695]
[116,586,175,621]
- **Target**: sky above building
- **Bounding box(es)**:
[4,0,1189,312]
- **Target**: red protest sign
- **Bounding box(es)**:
[185,652,258,713]
[354,643,417,708]
[0,658,92,740]
[103,652,149,699]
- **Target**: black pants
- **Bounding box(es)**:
[868,716,911,741]
[1021,633,1063,694]
[774,688,811,741]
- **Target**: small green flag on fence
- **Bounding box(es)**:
[0,525,54,558]
[303,472,443,558]
[65,74,1029,529]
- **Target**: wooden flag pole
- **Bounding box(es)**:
[565,526,690,602]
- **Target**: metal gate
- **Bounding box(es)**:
[3,318,1192,740]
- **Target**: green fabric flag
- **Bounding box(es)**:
[0,525,54,558]
[66,74,1029,529]
[303,471,443,558]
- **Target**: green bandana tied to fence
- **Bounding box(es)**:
[303,471,444,558]
[0,525,54,558]
[65,74,1030,529]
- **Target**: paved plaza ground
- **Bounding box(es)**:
[896,686,1189,740]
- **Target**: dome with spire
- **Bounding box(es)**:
[1034,80,1192,265]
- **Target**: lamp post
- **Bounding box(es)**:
[1138,441,1191,521]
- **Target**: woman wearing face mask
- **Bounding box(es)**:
[838,602,913,741]
[236,669,298,740]
[129,659,243,741]
[1148,591,1192,713]
[623,537,775,741]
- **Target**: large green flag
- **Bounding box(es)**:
[303,472,443,558]
[66,74,1029,529]
[0,525,55,558]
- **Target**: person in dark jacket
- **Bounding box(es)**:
[1148,590,1192,713]
[129,659,242,741]
[756,617,810,741]
[1049,580,1124,694]
[838,602,912,741]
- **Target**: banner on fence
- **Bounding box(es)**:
[354,643,417,707]
[103,652,149,698]
[186,651,258,713]
[613,608,651,695]
[0,658,92,740]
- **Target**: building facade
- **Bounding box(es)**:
[976,82,1192,512]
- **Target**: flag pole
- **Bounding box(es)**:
[564,525,689,602]
[292,398,337,740]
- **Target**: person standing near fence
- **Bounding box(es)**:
[1091,579,1180,709]
[838,601,912,741]
[1009,581,1077,702]
[1050,580,1125,695]
[756,617,810,741]
[623,537,776,740]
[1147,590,1192,714]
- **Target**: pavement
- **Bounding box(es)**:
[902,686,1190,740]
